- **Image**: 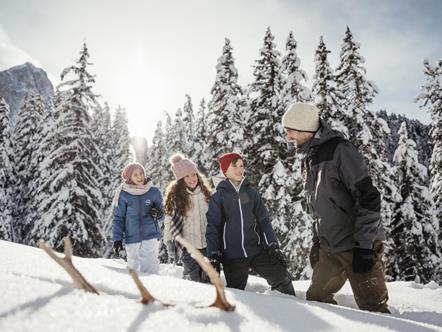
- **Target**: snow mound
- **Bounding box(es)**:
[0,240,441,332]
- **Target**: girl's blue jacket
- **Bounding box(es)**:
[112,186,164,244]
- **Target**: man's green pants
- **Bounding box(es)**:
[306,241,390,313]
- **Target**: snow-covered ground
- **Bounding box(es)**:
[0,240,441,332]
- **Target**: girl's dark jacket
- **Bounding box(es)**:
[206,177,277,261]
[300,119,385,253]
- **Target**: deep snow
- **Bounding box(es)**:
[0,240,441,331]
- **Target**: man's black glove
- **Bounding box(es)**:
[150,207,164,220]
[309,242,320,269]
[267,242,287,268]
[352,247,375,274]
[209,257,221,274]
[113,240,123,256]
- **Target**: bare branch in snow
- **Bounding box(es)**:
[175,235,235,312]
[38,237,99,295]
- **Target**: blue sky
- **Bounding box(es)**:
[0,0,441,142]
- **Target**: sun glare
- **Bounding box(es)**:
[115,50,167,141]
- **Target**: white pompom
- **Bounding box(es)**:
[170,153,184,165]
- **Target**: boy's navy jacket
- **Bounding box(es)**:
[112,186,164,244]
[206,177,277,260]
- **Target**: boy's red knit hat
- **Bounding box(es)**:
[217,153,243,175]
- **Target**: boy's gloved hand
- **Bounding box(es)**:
[150,207,164,220]
[309,242,320,269]
[113,240,123,256]
[267,242,287,268]
[352,247,375,273]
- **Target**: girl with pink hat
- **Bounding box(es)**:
[112,162,164,274]
[163,154,212,282]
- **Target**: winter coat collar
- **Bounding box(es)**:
[112,181,153,206]
[298,119,345,154]
[216,176,249,193]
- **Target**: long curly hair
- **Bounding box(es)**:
[164,172,212,217]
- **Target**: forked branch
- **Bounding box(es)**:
[38,236,99,295]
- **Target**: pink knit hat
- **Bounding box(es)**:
[170,154,198,180]
[121,162,146,183]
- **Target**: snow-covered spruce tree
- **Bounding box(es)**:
[146,120,170,190]
[268,30,314,278]
[278,30,311,166]
[23,102,57,245]
[91,102,115,249]
[193,98,211,175]
[416,58,442,281]
[182,94,196,158]
[28,43,104,257]
[206,38,245,176]
[279,31,311,167]
[245,27,282,184]
[100,104,132,255]
[335,26,377,140]
[12,92,44,243]
[334,27,399,249]
[312,36,347,134]
[150,112,176,263]
[161,111,178,178]
[168,107,188,157]
[0,98,15,241]
[111,105,132,189]
[387,122,440,283]
[280,31,312,105]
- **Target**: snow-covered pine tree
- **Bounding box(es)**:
[91,102,114,249]
[245,27,282,185]
[278,30,311,167]
[24,102,57,245]
[111,105,132,189]
[28,42,104,257]
[193,98,211,175]
[334,27,377,140]
[182,94,196,158]
[280,31,312,105]
[0,98,15,241]
[387,122,440,283]
[206,38,245,175]
[334,27,399,248]
[12,92,44,243]
[312,36,347,134]
[267,30,314,278]
[146,120,170,190]
[161,111,176,169]
[416,58,442,281]
[147,115,175,264]
[169,107,188,157]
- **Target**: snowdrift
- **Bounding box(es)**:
[0,240,441,331]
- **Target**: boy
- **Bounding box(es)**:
[206,152,295,296]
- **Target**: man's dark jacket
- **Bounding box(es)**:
[300,120,385,253]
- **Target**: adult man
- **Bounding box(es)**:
[282,103,389,313]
